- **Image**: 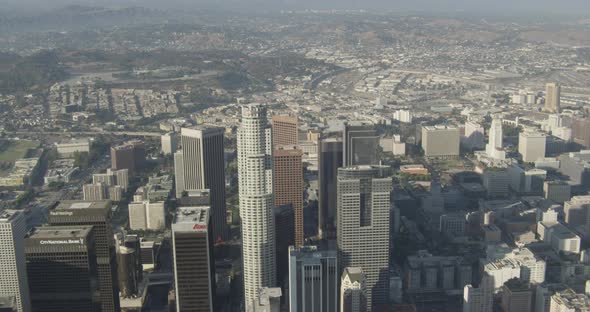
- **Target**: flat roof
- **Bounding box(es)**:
[0,209,22,223]
[173,206,210,233]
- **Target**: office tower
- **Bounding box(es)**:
[439,213,466,237]
[500,278,532,312]
[25,226,98,312]
[275,204,295,285]
[564,195,590,227]
[482,169,510,198]
[238,104,276,308]
[318,137,343,239]
[535,283,568,312]
[251,288,282,312]
[393,110,413,123]
[83,183,107,201]
[92,169,128,192]
[272,115,298,148]
[463,121,485,151]
[343,122,379,166]
[172,207,215,312]
[558,150,590,189]
[176,127,227,241]
[288,246,338,312]
[421,125,460,159]
[572,117,590,148]
[550,288,590,311]
[337,166,392,309]
[116,245,138,298]
[0,210,30,312]
[340,267,367,312]
[274,146,304,246]
[174,151,185,198]
[544,83,561,113]
[161,132,178,155]
[544,181,571,204]
[48,200,119,312]
[463,274,493,312]
[128,201,166,230]
[519,131,547,163]
[482,117,506,161]
[111,140,145,175]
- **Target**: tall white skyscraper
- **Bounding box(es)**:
[485,117,506,161]
[0,210,31,312]
[463,274,494,312]
[337,165,392,310]
[238,104,276,310]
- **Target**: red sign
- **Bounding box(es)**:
[193,224,207,231]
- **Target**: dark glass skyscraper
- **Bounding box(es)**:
[48,200,119,312]
[25,226,98,312]
[318,137,343,239]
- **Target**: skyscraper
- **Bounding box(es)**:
[337,166,392,309]
[48,200,119,312]
[463,274,494,312]
[176,127,227,241]
[519,131,547,163]
[0,210,30,312]
[545,83,561,113]
[343,122,379,166]
[238,104,276,308]
[110,140,145,175]
[174,150,185,198]
[172,207,215,312]
[25,226,98,312]
[340,267,368,312]
[288,246,338,312]
[272,115,299,148]
[318,136,343,239]
[422,125,460,159]
[274,146,304,246]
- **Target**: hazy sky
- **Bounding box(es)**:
[3,0,590,15]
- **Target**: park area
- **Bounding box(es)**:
[0,140,40,175]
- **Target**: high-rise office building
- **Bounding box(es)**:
[343,122,379,166]
[175,127,227,241]
[337,166,392,309]
[572,117,590,149]
[274,146,304,246]
[48,200,119,312]
[340,267,368,312]
[463,274,493,312]
[318,138,343,238]
[463,121,485,151]
[238,104,276,308]
[500,278,532,312]
[318,137,343,239]
[272,115,298,148]
[128,201,166,231]
[161,132,178,155]
[111,140,145,175]
[544,83,561,113]
[288,246,338,312]
[172,207,215,312]
[251,288,282,312]
[174,151,185,198]
[25,226,98,312]
[83,183,107,201]
[519,131,547,163]
[422,125,460,159]
[275,204,295,285]
[0,210,30,312]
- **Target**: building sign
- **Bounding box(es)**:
[39,239,84,245]
[193,224,207,231]
[50,211,74,216]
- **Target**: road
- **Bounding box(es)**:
[14,130,162,137]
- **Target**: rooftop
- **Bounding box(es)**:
[27,226,92,240]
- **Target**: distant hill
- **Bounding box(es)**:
[0,5,178,33]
